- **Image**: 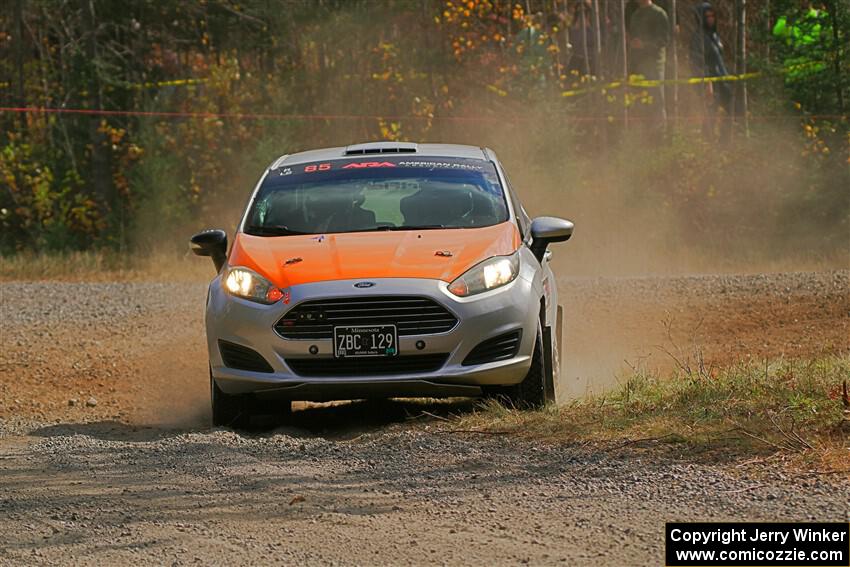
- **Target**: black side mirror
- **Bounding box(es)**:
[190,229,228,272]
[529,216,574,261]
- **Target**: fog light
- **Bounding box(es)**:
[309,345,319,355]
[415,340,425,350]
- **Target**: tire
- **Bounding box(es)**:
[210,371,248,428]
[487,318,555,409]
[552,304,564,401]
[253,396,294,427]
[211,370,295,428]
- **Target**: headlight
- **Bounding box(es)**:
[223,266,284,304]
[447,251,520,297]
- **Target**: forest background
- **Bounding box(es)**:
[0,0,847,275]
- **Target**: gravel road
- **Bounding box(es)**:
[1,271,848,565]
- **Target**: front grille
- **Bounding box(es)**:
[219,340,274,373]
[462,330,522,366]
[275,296,458,340]
[286,354,449,377]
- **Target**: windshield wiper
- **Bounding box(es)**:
[378,224,448,231]
[342,224,449,233]
[244,224,310,236]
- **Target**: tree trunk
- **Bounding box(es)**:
[765,0,771,64]
[14,0,25,113]
[670,0,678,124]
[825,0,845,113]
[620,0,629,129]
[735,0,749,136]
[592,0,603,77]
[85,0,112,209]
[581,9,591,77]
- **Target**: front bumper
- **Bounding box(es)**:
[206,274,540,399]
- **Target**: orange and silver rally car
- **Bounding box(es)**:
[191,142,574,426]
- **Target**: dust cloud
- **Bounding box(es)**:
[420,106,847,394]
[137,90,847,407]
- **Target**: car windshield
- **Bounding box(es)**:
[244,157,509,236]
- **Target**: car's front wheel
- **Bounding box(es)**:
[211,371,246,428]
[485,318,555,409]
[211,371,294,428]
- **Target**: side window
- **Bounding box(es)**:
[501,168,531,240]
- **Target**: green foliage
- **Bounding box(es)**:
[759,0,849,114]
[0,135,98,251]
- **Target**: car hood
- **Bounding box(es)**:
[227,221,521,288]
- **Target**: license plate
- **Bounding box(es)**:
[333,325,398,358]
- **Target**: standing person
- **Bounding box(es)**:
[627,0,670,132]
[626,0,671,30]
[690,2,732,139]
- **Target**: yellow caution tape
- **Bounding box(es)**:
[562,71,763,97]
[0,78,206,90]
[128,78,207,90]
[561,60,824,98]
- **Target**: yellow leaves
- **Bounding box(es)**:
[486,84,507,97]
[800,119,833,159]
[378,119,403,141]
[126,144,143,160]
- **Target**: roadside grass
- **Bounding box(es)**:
[453,355,850,473]
[0,250,213,282]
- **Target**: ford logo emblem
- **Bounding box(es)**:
[354,281,375,288]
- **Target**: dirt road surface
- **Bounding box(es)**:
[1,271,848,565]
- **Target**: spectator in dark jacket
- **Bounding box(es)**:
[689,2,732,139]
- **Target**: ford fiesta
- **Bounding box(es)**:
[191,142,574,426]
